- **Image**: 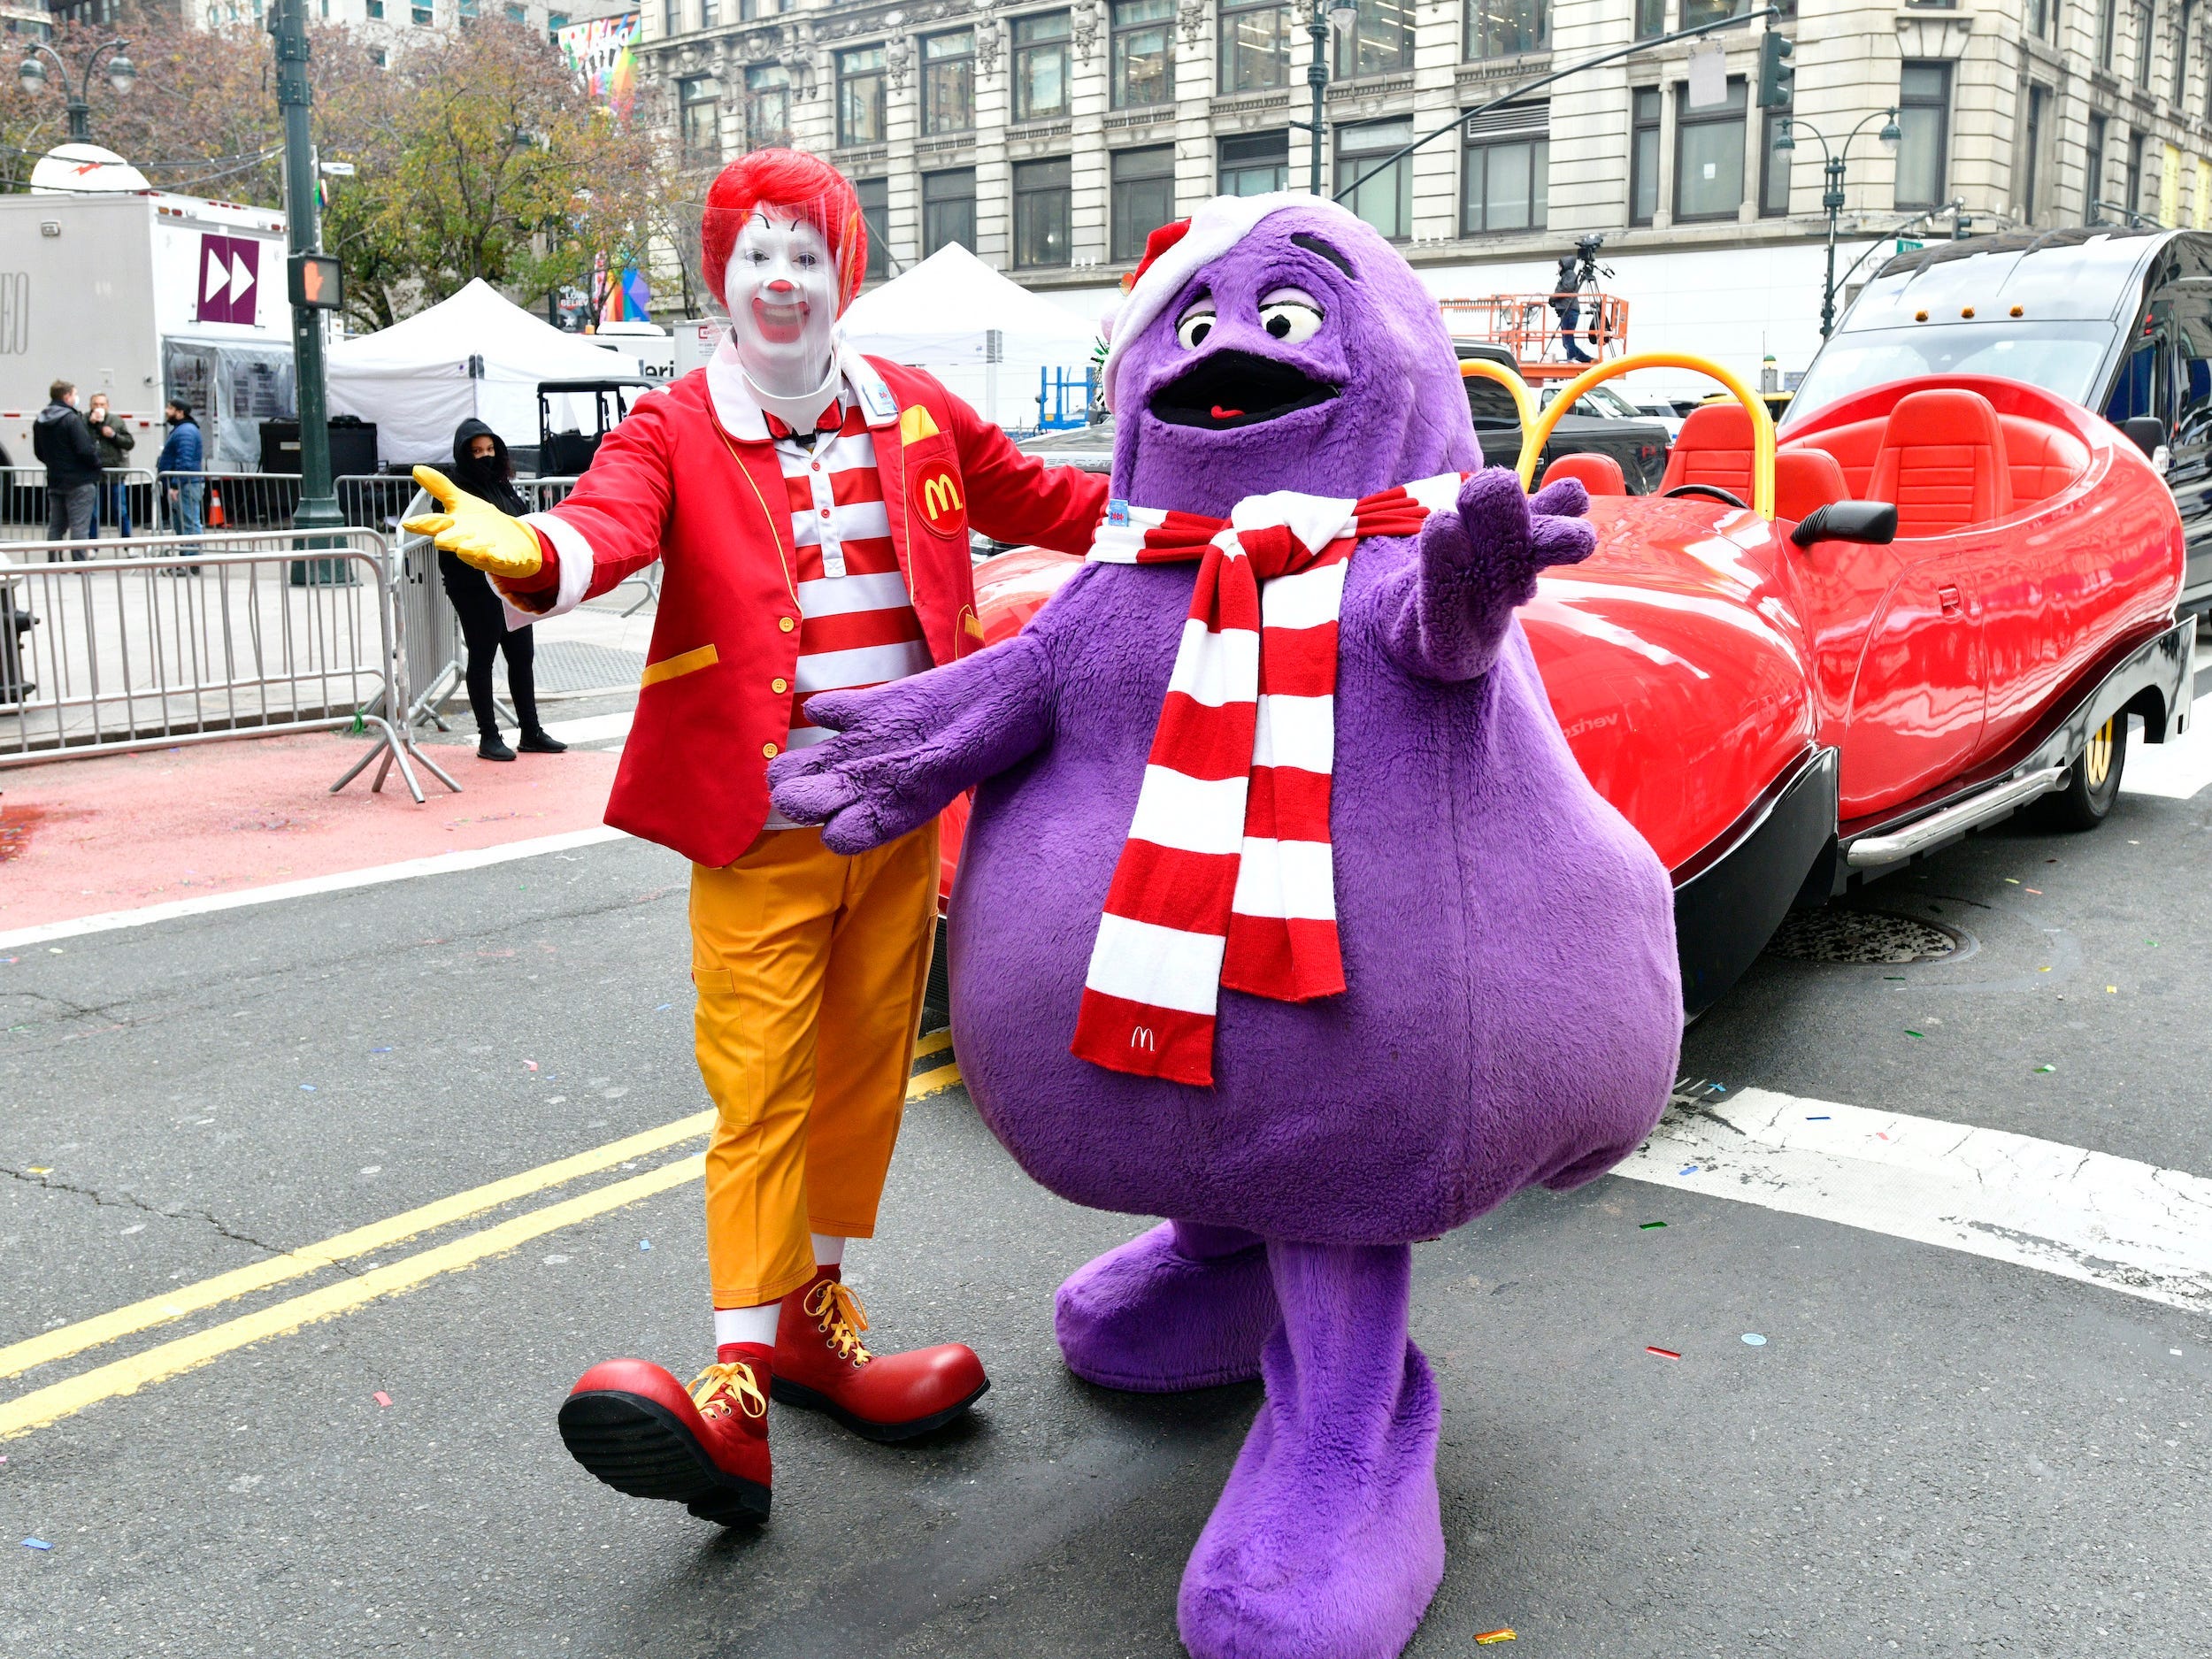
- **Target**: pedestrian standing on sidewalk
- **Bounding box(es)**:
[438,419,568,763]
[156,399,204,549]
[84,393,135,536]
[32,380,100,558]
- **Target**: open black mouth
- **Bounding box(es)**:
[1148,349,1338,431]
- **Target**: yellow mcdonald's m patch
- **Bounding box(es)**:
[921,472,965,523]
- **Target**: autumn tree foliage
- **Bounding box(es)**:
[2,4,682,334]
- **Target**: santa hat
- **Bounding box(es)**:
[1099,190,1342,412]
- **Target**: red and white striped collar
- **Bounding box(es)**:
[703,334,899,443]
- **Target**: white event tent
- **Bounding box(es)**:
[328,279,641,465]
[840,243,1099,430]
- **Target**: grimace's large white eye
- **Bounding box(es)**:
[1175,298,1217,349]
[1256,288,1324,345]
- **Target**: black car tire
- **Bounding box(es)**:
[2036,715,2127,831]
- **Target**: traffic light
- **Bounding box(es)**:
[288,250,342,310]
[1755,29,1794,111]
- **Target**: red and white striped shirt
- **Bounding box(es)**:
[761,396,933,829]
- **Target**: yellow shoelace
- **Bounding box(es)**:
[803,1279,874,1365]
[687,1360,768,1420]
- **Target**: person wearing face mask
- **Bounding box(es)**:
[404,149,1107,1528]
[436,419,567,761]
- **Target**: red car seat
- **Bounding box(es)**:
[1773,447,1848,523]
[1997,417,2091,506]
[1867,388,2014,535]
[1658,403,1755,498]
[1788,416,1886,496]
[1539,452,1627,495]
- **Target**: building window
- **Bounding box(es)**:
[1673,77,1745,221]
[548,10,567,30]
[2099,0,2117,67]
[1467,0,1545,58]
[1012,12,1072,121]
[922,168,977,255]
[1336,0,1411,76]
[1220,0,1294,91]
[2128,127,2148,216]
[746,63,792,149]
[699,0,715,27]
[1220,129,1290,194]
[2029,0,2051,35]
[369,44,388,64]
[1636,0,1665,36]
[1679,0,1751,25]
[1893,62,1948,209]
[922,29,976,134]
[411,4,431,21]
[1337,117,1413,238]
[458,0,475,20]
[2175,0,2194,103]
[1630,86,1662,223]
[2022,83,2047,220]
[1461,106,1548,234]
[1014,157,1072,267]
[1110,144,1177,261]
[856,177,890,280]
[679,76,720,167]
[1111,0,1175,106]
[504,3,526,19]
[1760,109,1792,215]
[2134,0,2154,88]
[2087,111,2108,218]
[838,46,887,145]
[367,0,382,15]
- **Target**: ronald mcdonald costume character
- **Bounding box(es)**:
[405,150,1109,1527]
[769,194,1681,1655]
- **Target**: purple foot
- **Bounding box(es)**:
[1055,1220,1279,1392]
[1177,1240,1443,1659]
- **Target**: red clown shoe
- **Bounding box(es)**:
[772,1266,988,1441]
[557,1350,772,1525]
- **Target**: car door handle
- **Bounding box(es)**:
[1939,584,1962,616]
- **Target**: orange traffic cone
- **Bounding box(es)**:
[207,486,226,528]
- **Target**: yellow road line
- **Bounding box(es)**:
[0,1156,707,1440]
[0,1110,717,1385]
[912,1027,955,1064]
[2,1051,967,1389]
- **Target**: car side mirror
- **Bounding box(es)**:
[2120,415,2167,457]
[1791,500,1898,548]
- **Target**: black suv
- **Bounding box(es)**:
[1455,342,1670,493]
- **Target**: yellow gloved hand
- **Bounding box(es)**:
[401,465,543,580]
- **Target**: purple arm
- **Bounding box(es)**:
[1375,470,1596,683]
[766,632,1056,855]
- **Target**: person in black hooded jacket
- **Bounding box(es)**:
[439,419,566,761]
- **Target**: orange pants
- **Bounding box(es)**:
[692,823,939,1310]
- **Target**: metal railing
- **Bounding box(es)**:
[2,467,158,544]
[0,526,458,804]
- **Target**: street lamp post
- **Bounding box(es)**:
[1294,0,1360,196]
[16,39,136,145]
[1775,108,1905,339]
[270,0,343,534]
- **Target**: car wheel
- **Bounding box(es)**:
[2037,715,2127,831]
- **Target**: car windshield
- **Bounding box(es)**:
[1784,320,2116,427]
[1540,383,1640,419]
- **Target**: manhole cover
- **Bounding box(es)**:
[1765,909,1959,964]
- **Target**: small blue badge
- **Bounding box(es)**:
[1106,498,1133,527]
[859,377,896,419]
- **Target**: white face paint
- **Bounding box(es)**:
[723,206,841,408]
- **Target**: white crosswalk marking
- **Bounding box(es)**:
[1620,1085,2212,1315]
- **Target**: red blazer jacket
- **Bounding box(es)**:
[509,349,1108,866]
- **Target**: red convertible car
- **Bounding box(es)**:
[933,351,2193,1015]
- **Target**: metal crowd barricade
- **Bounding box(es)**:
[2,467,157,544]
[0,526,458,804]
[513,478,657,617]
[152,471,303,536]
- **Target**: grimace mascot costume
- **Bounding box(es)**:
[407,150,1108,1526]
[771,194,1682,1656]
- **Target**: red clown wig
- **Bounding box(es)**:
[701,150,868,315]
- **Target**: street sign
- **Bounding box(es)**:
[1895,238,1924,253]
[288,251,343,311]
[319,160,356,176]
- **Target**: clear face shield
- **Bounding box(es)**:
[723,206,845,424]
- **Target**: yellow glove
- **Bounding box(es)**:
[401,465,543,580]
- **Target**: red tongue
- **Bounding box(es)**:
[1210,405,1244,420]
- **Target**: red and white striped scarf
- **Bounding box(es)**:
[1071,473,1468,1086]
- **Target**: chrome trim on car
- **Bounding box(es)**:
[1844,765,2069,869]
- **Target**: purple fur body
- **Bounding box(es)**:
[772,196,1680,1658]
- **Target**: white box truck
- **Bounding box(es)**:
[0,189,296,475]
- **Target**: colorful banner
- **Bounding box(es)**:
[557,14,640,120]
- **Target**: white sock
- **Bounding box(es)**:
[713,1302,780,1351]
[810,1233,846,1268]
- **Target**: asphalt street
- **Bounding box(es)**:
[4,733,2210,1656]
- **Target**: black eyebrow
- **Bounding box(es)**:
[1289,232,1353,275]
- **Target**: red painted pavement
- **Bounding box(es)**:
[0,734,620,932]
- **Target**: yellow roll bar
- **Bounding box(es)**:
[1516,350,1777,521]
[1459,357,1537,432]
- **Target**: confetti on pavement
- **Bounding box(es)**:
[1646,1346,1682,1360]
[1639,1221,1666,1230]
[1474,1632,1517,1646]
[373,1392,392,1408]
[1742,1333,1767,1347]
[22,1539,50,1551]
